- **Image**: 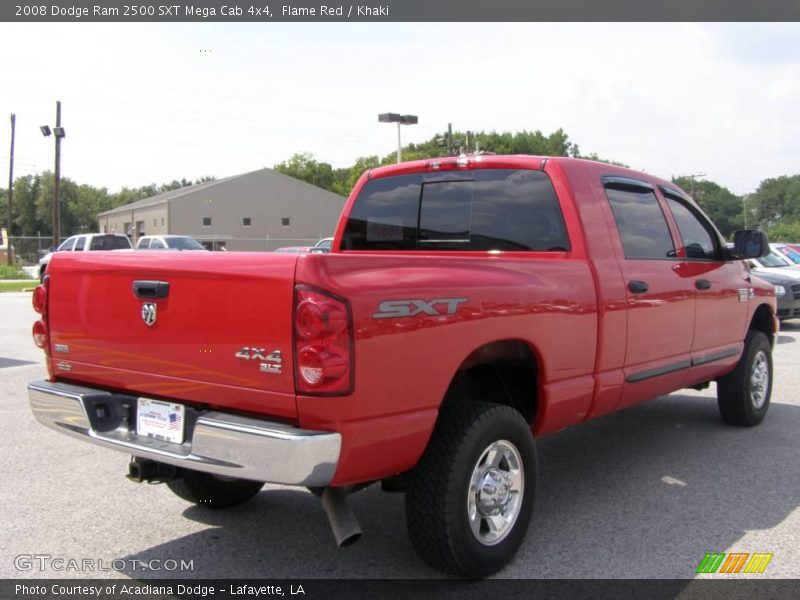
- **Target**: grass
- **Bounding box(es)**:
[0,281,35,293]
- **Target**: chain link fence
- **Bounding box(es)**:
[6,236,52,266]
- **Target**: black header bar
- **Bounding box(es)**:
[4,0,800,22]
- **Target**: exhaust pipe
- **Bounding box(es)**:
[322,486,362,547]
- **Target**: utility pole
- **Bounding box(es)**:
[6,114,15,265]
[743,194,748,229]
[447,123,453,156]
[53,101,62,248]
[686,172,706,201]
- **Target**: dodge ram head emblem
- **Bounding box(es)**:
[141,303,157,327]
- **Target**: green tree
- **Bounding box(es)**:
[749,174,800,228]
[766,220,800,243]
[331,155,381,196]
[274,153,335,190]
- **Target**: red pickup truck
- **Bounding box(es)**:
[28,155,777,577]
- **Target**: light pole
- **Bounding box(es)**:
[378,113,418,163]
[41,101,66,248]
[6,114,15,265]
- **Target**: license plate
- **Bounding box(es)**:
[137,398,185,444]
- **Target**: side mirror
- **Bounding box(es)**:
[731,230,770,259]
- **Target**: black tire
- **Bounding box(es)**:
[166,470,263,508]
[405,401,537,578]
[717,330,773,427]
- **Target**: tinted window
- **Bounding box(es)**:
[606,186,675,259]
[90,235,131,250]
[138,238,151,249]
[419,181,472,244]
[471,170,568,251]
[342,170,569,252]
[664,197,718,260]
[74,236,87,251]
[342,173,422,250]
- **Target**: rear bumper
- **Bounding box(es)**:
[28,380,341,486]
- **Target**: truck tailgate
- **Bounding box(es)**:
[46,251,299,419]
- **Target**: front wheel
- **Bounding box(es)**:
[717,330,773,427]
[166,470,263,508]
[405,401,537,578]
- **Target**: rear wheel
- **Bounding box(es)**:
[717,330,772,427]
[166,470,263,508]
[405,401,536,578]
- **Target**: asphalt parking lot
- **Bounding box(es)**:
[1,291,798,580]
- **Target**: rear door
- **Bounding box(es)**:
[602,177,695,407]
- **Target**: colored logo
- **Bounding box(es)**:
[696,552,773,574]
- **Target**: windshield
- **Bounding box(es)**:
[166,237,204,250]
[756,252,792,268]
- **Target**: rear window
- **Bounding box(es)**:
[341,169,569,252]
[90,235,131,250]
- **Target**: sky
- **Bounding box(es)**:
[1,22,799,196]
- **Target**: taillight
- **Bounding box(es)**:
[32,284,47,315]
[32,280,50,353]
[294,286,353,395]
[32,320,48,348]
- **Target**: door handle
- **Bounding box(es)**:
[628,280,649,294]
[132,280,170,300]
[695,279,712,291]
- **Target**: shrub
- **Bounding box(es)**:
[0,264,30,280]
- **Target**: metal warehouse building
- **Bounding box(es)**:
[97,168,346,251]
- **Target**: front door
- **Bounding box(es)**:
[658,188,749,382]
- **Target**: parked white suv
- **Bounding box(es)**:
[136,235,206,250]
[39,233,132,280]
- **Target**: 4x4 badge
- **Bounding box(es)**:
[141,303,157,326]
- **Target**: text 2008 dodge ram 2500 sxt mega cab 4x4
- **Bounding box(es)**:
[28,156,777,577]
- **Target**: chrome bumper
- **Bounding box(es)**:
[28,380,341,487]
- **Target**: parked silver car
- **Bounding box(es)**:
[39,233,132,280]
[748,259,800,320]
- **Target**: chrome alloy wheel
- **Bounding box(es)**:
[467,439,524,546]
[750,350,770,409]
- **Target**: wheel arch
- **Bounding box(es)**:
[749,302,777,347]
[441,339,542,423]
